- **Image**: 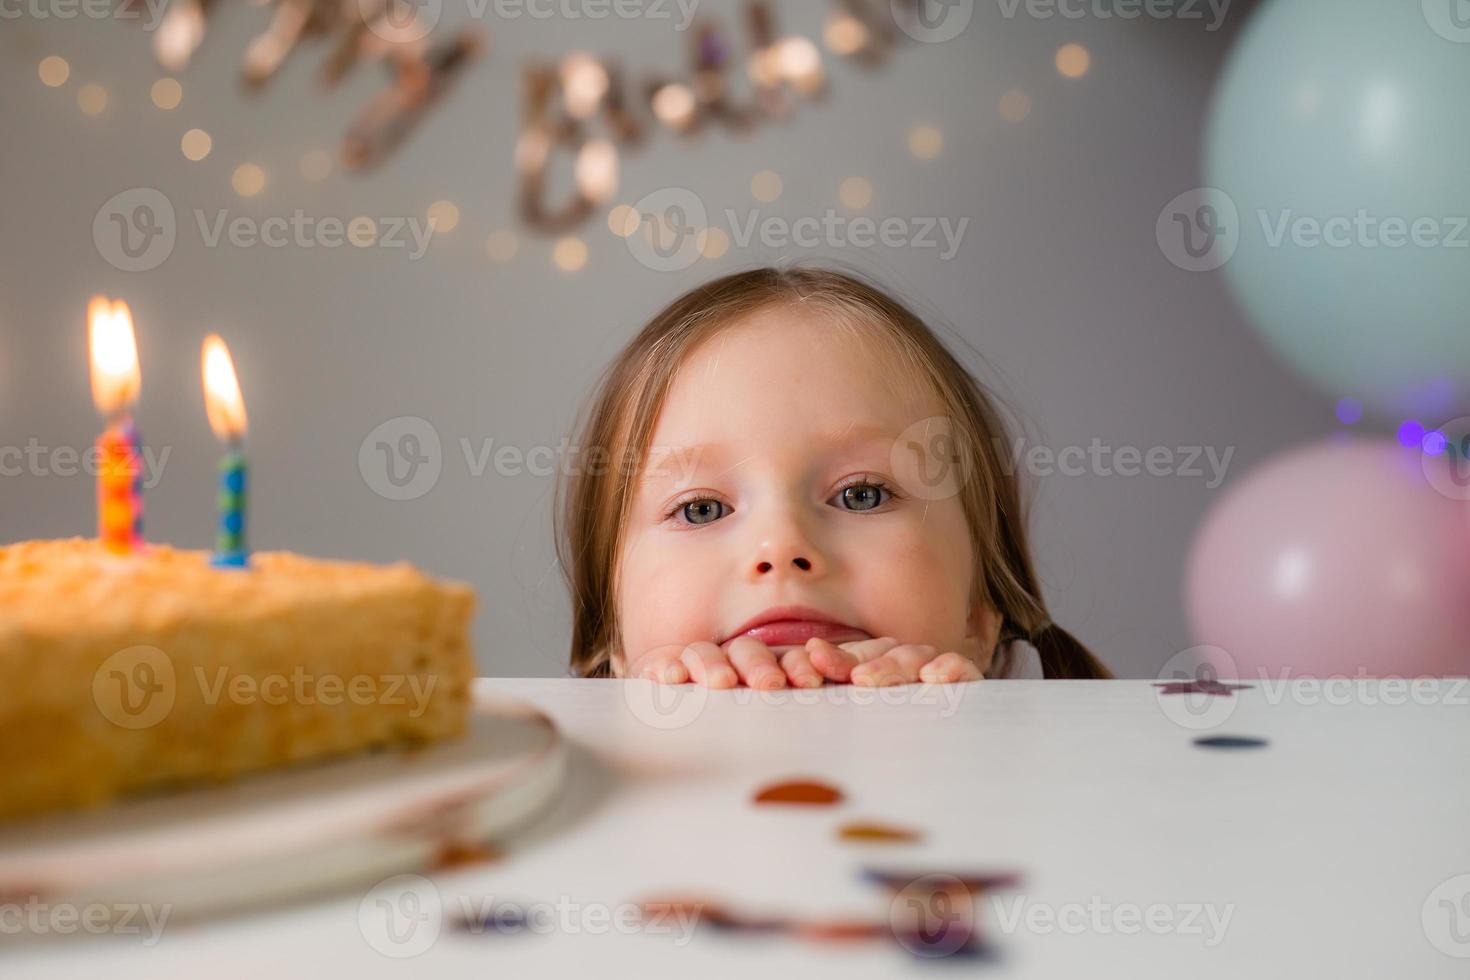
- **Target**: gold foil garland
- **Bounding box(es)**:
[133,0,923,231]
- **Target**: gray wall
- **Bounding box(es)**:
[0,0,1332,678]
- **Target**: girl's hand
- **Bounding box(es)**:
[806,636,983,686]
[624,637,801,690]
[624,635,981,687]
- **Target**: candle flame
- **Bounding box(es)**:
[88,296,140,416]
[202,334,248,440]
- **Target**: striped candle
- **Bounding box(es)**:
[88,296,143,556]
[97,418,143,554]
[214,445,247,567]
[202,335,249,569]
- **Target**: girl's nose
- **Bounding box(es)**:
[755,554,814,575]
[749,526,826,580]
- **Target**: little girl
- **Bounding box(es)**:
[555,266,1110,686]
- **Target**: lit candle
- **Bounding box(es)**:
[87,296,143,555]
[201,335,249,568]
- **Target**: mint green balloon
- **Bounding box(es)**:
[1205,0,1470,421]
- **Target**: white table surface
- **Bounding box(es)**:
[6,677,1469,978]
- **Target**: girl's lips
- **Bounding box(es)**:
[736,621,872,648]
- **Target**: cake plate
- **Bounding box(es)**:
[0,687,567,927]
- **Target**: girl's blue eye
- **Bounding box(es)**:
[836,482,888,512]
[669,479,895,526]
[680,499,726,525]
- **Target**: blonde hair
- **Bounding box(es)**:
[554,266,1110,679]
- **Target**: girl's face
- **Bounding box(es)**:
[612,303,1000,675]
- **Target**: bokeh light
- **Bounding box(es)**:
[998,88,1032,123]
[485,230,519,263]
[698,227,730,260]
[607,204,639,238]
[77,84,108,116]
[560,52,608,120]
[651,83,697,130]
[751,170,783,203]
[232,163,266,197]
[553,236,588,272]
[908,124,943,160]
[181,128,212,161]
[38,56,70,88]
[824,12,868,56]
[1335,397,1363,425]
[574,138,619,204]
[838,176,873,210]
[427,200,460,233]
[1055,43,1091,79]
[1396,419,1425,448]
[150,78,182,110]
[772,36,824,95]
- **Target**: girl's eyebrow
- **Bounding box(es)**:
[637,424,899,488]
[820,422,900,446]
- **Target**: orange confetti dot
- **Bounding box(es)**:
[838,822,923,843]
[431,841,502,871]
[753,779,844,805]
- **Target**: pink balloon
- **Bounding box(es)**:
[1186,438,1470,678]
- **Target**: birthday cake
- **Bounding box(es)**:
[0,538,475,821]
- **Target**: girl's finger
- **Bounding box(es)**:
[851,644,937,687]
[726,636,787,690]
[626,644,689,684]
[679,641,739,688]
[807,636,898,682]
[838,636,903,662]
[778,646,824,689]
[806,638,858,682]
[918,651,983,684]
